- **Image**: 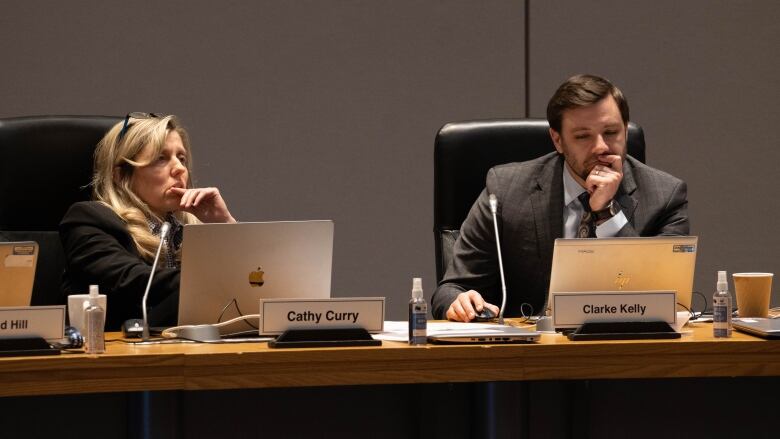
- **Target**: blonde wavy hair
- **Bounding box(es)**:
[92,115,199,262]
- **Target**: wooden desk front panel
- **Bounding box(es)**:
[0,323,778,397]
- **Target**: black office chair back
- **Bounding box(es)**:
[0,115,121,305]
[433,118,646,282]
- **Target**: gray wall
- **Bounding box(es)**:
[529,0,780,309]
[1,1,778,319]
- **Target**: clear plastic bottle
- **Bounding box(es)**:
[713,271,732,338]
[85,285,106,353]
[408,277,427,345]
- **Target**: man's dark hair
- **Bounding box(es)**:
[546,74,629,133]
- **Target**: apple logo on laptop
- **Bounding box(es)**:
[249,267,265,287]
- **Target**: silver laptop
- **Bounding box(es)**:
[428,325,541,344]
[178,221,334,334]
[548,236,698,312]
[733,318,780,339]
[0,241,38,307]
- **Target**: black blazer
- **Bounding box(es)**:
[60,201,179,330]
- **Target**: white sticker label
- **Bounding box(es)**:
[4,255,34,267]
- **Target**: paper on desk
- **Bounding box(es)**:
[672,311,691,333]
[376,314,692,341]
[374,321,510,342]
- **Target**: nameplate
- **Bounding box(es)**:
[0,306,65,340]
[551,291,676,329]
[259,297,385,335]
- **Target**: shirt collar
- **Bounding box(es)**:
[562,162,587,207]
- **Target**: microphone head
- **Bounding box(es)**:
[160,222,171,238]
[488,194,498,213]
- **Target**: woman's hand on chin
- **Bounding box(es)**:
[169,187,237,223]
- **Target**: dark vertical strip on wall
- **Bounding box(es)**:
[524,0,530,117]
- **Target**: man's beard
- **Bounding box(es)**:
[563,154,596,181]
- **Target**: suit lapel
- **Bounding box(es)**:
[531,155,564,262]
[617,158,639,222]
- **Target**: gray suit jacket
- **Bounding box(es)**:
[431,152,689,319]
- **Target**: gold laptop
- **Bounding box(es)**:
[0,241,38,306]
[548,236,698,313]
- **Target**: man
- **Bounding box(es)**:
[431,74,689,321]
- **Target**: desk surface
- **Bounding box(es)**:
[0,322,777,397]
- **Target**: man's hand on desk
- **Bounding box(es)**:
[446,290,500,322]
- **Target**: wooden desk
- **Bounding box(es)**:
[1,322,778,398]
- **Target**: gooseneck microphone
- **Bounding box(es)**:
[142,222,170,341]
[488,194,507,325]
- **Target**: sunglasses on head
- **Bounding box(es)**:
[117,112,162,140]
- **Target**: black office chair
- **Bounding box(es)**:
[433,118,646,282]
[0,115,121,305]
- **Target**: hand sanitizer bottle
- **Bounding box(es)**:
[408,278,427,345]
[85,285,106,353]
[713,271,732,338]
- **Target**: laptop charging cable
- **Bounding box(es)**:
[161,314,260,342]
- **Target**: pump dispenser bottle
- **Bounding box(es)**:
[408,278,427,345]
[713,271,732,338]
[85,285,106,353]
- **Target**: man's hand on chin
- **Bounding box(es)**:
[585,154,623,210]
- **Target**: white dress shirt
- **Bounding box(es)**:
[562,164,627,238]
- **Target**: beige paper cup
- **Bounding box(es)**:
[733,273,773,318]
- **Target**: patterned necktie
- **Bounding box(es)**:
[577,192,596,238]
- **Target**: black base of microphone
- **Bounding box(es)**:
[0,336,61,357]
[268,327,381,349]
[121,319,165,339]
[566,321,680,341]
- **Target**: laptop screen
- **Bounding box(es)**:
[548,236,698,313]
[177,220,334,335]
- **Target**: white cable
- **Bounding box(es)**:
[161,314,261,339]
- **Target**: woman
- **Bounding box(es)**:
[60,113,236,330]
